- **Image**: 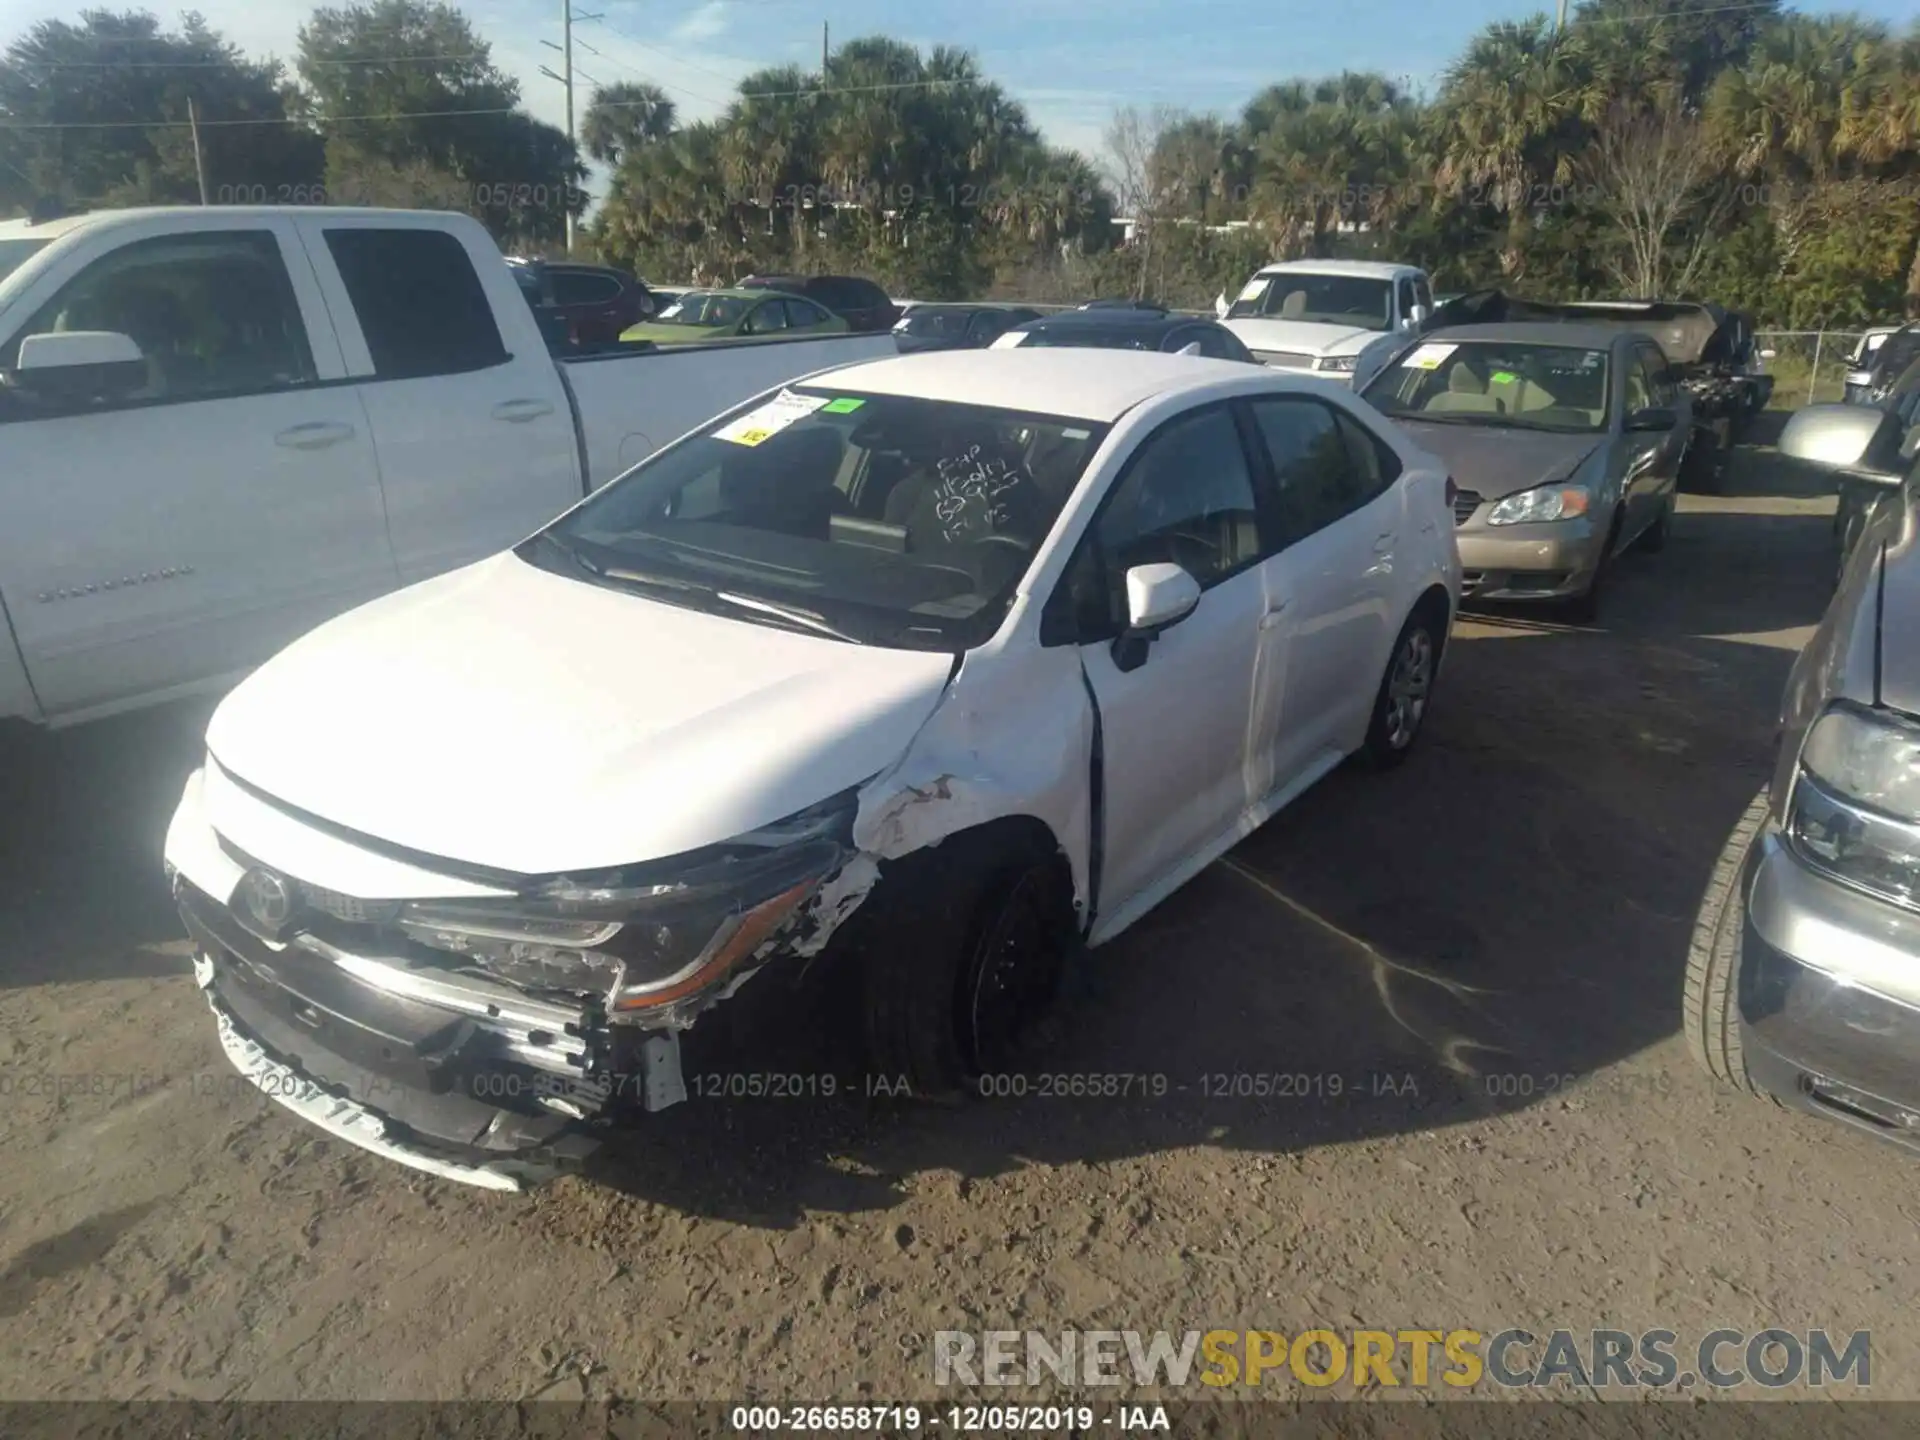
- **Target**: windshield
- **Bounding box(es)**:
[654,292,748,327]
[1363,341,1612,433]
[898,308,974,338]
[1014,326,1155,351]
[526,386,1111,650]
[1227,274,1393,331]
[0,238,51,286]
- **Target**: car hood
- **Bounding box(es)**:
[1388,421,1605,500]
[1220,317,1384,356]
[204,553,957,876]
[620,322,727,344]
[1877,512,1920,718]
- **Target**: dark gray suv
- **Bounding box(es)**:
[1687,401,1920,1151]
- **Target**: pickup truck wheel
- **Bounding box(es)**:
[1683,786,1773,1098]
[859,848,1077,1099]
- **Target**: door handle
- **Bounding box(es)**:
[1373,532,1395,554]
[492,398,555,423]
[1259,597,1289,630]
[274,421,356,450]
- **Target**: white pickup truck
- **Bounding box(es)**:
[0,206,898,727]
[1216,259,1434,384]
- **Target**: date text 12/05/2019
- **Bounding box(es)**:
[727,1405,1172,1432]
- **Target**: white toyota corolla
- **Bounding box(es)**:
[164,348,1462,1189]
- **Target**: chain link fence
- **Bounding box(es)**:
[1751,331,1867,409]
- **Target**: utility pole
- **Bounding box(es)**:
[1555,0,1568,31]
[822,21,829,77]
[542,7,601,254]
[187,97,209,205]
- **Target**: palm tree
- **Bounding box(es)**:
[579,81,676,167]
[1428,18,1600,277]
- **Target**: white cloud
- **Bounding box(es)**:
[671,2,729,46]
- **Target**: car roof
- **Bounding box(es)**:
[1421,321,1640,349]
[1254,259,1413,280]
[1016,310,1196,334]
[799,348,1272,422]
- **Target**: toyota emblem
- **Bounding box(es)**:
[238,867,296,932]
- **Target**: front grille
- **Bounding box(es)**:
[1254,350,1315,369]
[299,883,403,926]
[1453,489,1484,525]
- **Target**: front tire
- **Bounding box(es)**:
[859,849,1077,1099]
[1639,495,1673,553]
[1359,604,1443,769]
[1682,786,1772,1097]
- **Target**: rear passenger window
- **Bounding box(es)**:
[551,270,620,305]
[1334,410,1400,498]
[1248,397,1369,543]
[324,228,508,380]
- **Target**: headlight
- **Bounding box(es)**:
[1316,354,1358,373]
[1486,484,1591,526]
[397,790,855,1013]
[1788,704,1920,907]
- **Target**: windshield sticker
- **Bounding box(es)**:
[1406,342,1457,371]
[820,397,866,414]
[1489,370,1518,384]
[714,389,829,446]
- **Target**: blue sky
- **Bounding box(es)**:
[8,0,1919,188]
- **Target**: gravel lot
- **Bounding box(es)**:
[2,421,1913,1409]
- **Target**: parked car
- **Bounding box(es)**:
[1362,292,1762,492]
[993,308,1259,363]
[163,348,1462,1189]
[507,257,654,344]
[1218,260,1435,382]
[1360,323,1689,621]
[739,273,900,333]
[891,303,1042,354]
[0,206,898,729]
[1686,400,1920,1154]
[1861,324,1920,409]
[1078,298,1168,311]
[620,287,848,346]
[1844,324,1903,403]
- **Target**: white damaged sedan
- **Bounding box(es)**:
[164,348,1461,1189]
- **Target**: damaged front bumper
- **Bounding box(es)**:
[163,764,877,1192]
[178,875,687,1189]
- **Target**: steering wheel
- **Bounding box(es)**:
[974,532,1035,556]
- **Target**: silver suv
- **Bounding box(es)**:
[1687,401,1920,1150]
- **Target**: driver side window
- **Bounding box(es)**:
[1046,405,1263,642]
[744,301,790,335]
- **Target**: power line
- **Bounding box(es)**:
[8,51,498,70]
[0,104,522,130]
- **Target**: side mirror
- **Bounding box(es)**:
[1761,349,1777,360]
[9,330,148,406]
[1778,402,1907,487]
[1110,562,1201,673]
[1214,293,1229,319]
[1625,406,1677,432]
[1409,303,1430,328]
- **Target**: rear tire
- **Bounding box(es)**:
[1683,786,1772,1098]
[1359,602,1444,769]
[858,846,1078,1099]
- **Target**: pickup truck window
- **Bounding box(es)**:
[1228,274,1395,332]
[528,389,1111,650]
[0,238,49,285]
[0,230,317,414]
[323,228,508,380]
[1396,277,1416,322]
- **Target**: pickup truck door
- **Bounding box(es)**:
[293,215,583,586]
[0,217,396,721]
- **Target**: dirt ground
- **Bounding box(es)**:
[3,423,1915,1412]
